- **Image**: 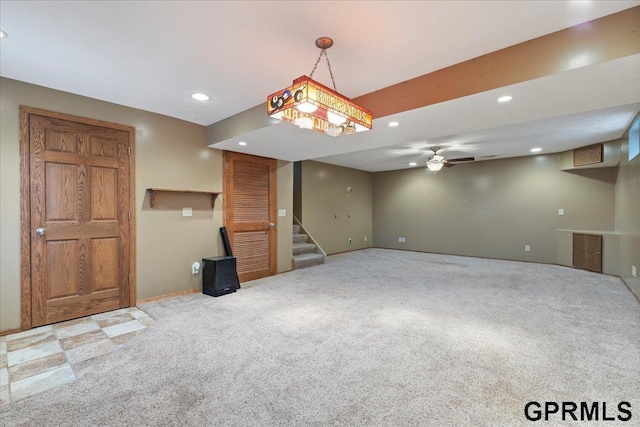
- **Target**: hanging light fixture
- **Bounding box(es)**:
[267,37,373,137]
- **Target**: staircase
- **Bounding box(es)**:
[292,224,325,269]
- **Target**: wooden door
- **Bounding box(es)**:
[573,233,603,273]
[28,112,132,326]
[223,151,277,282]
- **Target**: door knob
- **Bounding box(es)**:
[36,227,45,236]
[270,223,276,227]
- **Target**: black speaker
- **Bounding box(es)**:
[202,256,239,297]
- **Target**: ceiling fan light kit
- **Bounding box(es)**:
[427,162,444,172]
[267,37,372,137]
[425,146,476,171]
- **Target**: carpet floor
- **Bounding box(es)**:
[1,248,639,426]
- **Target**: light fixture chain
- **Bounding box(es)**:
[308,49,338,93]
[309,50,324,79]
[324,50,338,92]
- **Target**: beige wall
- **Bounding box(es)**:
[0,78,224,332]
[372,153,617,265]
[615,117,640,296]
[277,160,293,273]
[300,161,373,255]
[0,78,295,332]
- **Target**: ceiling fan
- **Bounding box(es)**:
[425,147,475,171]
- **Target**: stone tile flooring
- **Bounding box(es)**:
[0,307,153,405]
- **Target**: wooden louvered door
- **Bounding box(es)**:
[223,151,277,282]
[28,112,132,327]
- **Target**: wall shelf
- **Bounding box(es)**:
[147,188,221,208]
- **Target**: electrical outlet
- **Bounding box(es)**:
[525,245,531,252]
[399,237,405,243]
[192,261,200,275]
[182,207,193,217]
[633,265,637,278]
[348,237,352,245]
[558,208,565,216]
[364,236,368,242]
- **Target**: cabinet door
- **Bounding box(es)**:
[573,144,603,166]
[573,233,602,273]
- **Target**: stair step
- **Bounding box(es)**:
[293,253,325,270]
[293,233,308,244]
[293,224,301,234]
[293,242,317,255]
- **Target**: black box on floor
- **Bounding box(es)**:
[202,256,239,297]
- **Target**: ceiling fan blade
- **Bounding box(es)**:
[444,162,456,168]
[446,157,475,163]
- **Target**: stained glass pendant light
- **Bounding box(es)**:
[267,37,372,137]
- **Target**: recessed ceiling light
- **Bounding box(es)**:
[531,148,542,152]
[409,162,417,166]
[191,93,210,101]
[0,30,7,38]
[498,95,512,103]
[388,121,399,127]
[238,141,247,146]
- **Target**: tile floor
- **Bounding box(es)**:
[0,306,153,405]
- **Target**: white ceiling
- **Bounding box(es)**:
[1,1,639,171]
[212,54,640,170]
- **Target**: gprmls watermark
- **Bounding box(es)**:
[524,401,632,422]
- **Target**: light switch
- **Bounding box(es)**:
[558,208,565,216]
[278,209,286,217]
[182,207,193,217]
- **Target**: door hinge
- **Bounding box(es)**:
[128,146,131,156]
[129,274,132,284]
[128,211,131,220]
